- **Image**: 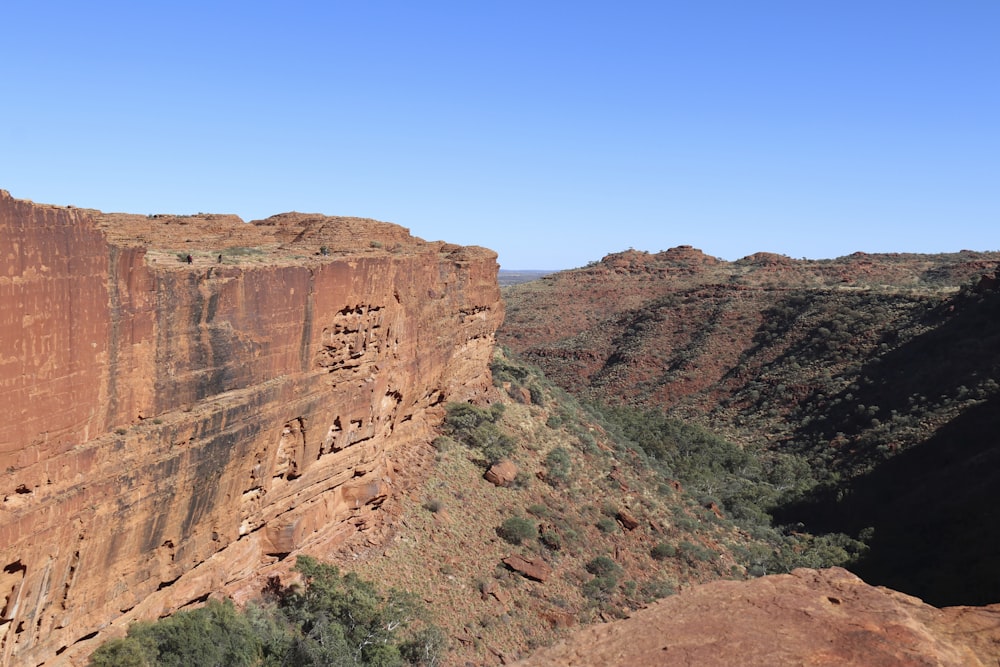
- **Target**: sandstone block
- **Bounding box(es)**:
[485,460,519,487]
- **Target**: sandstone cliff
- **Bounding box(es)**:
[515,567,1000,666]
[0,191,503,666]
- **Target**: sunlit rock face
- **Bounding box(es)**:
[515,567,1000,667]
[0,191,503,666]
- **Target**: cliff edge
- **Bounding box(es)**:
[516,567,1000,666]
[0,191,503,666]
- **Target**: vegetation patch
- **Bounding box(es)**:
[442,402,514,466]
[498,516,537,545]
[90,556,443,667]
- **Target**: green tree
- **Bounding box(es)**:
[89,599,261,667]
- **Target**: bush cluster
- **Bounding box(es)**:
[592,402,868,574]
[581,556,623,603]
[497,516,537,545]
[90,556,444,667]
[443,402,514,466]
[542,447,571,486]
[650,542,676,561]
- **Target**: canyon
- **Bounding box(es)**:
[4,191,1000,666]
[501,246,1000,607]
[0,191,503,666]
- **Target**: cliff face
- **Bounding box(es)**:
[0,191,503,666]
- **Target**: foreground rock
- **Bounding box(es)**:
[515,567,1000,666]
[0,191,503,665]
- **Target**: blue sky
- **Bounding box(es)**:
[2,2,998,269]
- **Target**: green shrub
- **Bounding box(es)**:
[539,530,562,551]
[490,357,530,384]
[678,540,715,564]
[639,578,676,601]
[89,557,443,667]
[423,499,443,513]
[585,556,621,578]
[528,385,545,406]
[443,402,515,465]
[543,447,571,486]
[497,516,537,545]
[596,517,618,533]
[89,599,261,667]
[575,431,597,452]
[526,504,550,518]
[512,470,533,490]
[398,625,447,666]
[581,576,618,601]
[444,402,493,432]
[650,542,676,561]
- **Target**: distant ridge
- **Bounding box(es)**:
[499,269,555,286]
[500,245,1000,606]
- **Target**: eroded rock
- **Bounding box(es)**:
[503,554,552,582]
[485,460,519,487]
[515,567,1000,666]
[0,191,503,666]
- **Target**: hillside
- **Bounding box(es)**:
[500,247,1000,605]
[304,348,877,664]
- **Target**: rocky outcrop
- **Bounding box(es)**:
[516,567,1000,666]
[484,459,518,487]
[0,191,503,665]
[503,554,552,582]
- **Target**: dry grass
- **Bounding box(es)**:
[324,354,760,665]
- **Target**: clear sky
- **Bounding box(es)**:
[2,2,997,269]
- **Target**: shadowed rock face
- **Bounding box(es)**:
[0,191,503,666]
[516,568,1000,667]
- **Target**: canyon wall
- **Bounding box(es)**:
[0,191,503,665]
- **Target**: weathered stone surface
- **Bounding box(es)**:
[485,459,519,487]
[514,567,1000,666]
[538,608,576,629]
[481,581,511,605]
[615,509,639,531]
[0,191,503,666]
[503,555,552,582]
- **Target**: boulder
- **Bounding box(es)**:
[616,509,640,531]
[485,459,519,487]
[503,554,552,582]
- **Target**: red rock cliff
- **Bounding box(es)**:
[0,191,503,665]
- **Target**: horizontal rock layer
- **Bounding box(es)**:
[0,191,502,665]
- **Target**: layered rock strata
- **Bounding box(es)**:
[0,191,502,665]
